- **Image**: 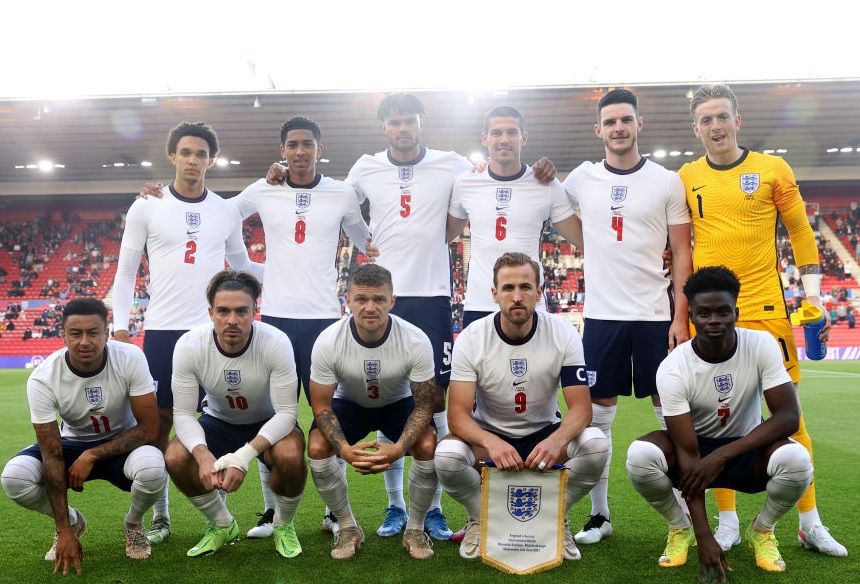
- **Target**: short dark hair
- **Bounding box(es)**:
[690,84,739,119]
[166,122,219,158]
[483,105,526,133]
[377,93,426,121]
[683,266,741,302]
[280,116,321,144]
[63,298,108,325]
[348,263,393,292]
[493,252,541,288]
[597,89,638,121]
[206,270,262,307]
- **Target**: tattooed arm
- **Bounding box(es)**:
[34,421,83,574]
[66,392,158,491]
[374,377,436,463]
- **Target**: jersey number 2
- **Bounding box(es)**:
[184,240,197,264]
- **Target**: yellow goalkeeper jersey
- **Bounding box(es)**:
[679,149,816,321]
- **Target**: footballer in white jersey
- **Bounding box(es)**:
[171,320,299,452]
[451,310,586,438]
[657,327,791,439]
[448,164,574,313]
[436,253,608,561]
[307,264,438,560]
[626,266,810,576]
[28,340,156,442]
[113,184,252,332]
[560,91,694,547]
[231,175,369,319]
[311,314,435,408]
[164,270,307,559]
[347,146,471,298]
[2,299,165,571]
[563,158,689,321]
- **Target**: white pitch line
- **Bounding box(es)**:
[801,369,860,378]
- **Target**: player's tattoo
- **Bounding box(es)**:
[84,425,149,463]
[798,264,820,275]
[34,422,73,530]
[398,378,435,454]
[315,408,349,456]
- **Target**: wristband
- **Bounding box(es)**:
[800,273,820,300]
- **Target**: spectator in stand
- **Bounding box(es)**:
[22,327,32,340]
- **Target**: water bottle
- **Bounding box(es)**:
[790,301,827,360]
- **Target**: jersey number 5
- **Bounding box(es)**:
[400,194,411,218]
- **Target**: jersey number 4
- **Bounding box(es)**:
[611,216,623,241]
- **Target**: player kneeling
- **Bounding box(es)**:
[626,266,812,580]
[1,298,166,574]
[165,270,306,558]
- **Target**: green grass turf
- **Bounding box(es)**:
[0,361,857,583]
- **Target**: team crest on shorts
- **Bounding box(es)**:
[364,360,381,378]
[510,358,527,377]
[224,369,241,386]
[587,370,598,387]
[296,192,312,209]
[713,373,733,394]
[85,386,103,406]
[496,188,512,204]
[610,186,627,203]
[186,212,201,228]
[508,486,541,522]
[740,173,760,194]
[399,166,413,181]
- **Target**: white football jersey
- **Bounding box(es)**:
[116,185,247,330]
[311,314,434,408]
[172,321,299,451]
[232,176,367,319]
[347,147,472,297]
[657,327,792,438]
[451,311,587,438]
[563,159,690,320]
[450,165,574,312]
[28,341,155,442]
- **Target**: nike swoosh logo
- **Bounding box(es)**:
[400,184,413,190]
[513,380,527,386]
[786,365,797,371]
[610,205,624,211]
[295,210,305,215]
[692,185,707,192]
[439,369,451,375]
[718,396,731,402]
[496,205,510,211]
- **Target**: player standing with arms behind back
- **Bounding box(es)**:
[678,84,846,557]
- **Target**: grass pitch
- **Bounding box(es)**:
[0,360,857,583]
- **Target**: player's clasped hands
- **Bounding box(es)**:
[524,438,562,473]
[341,440,391,475]
[486,436,525,471]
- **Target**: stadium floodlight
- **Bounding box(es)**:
[38,160,54,172]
